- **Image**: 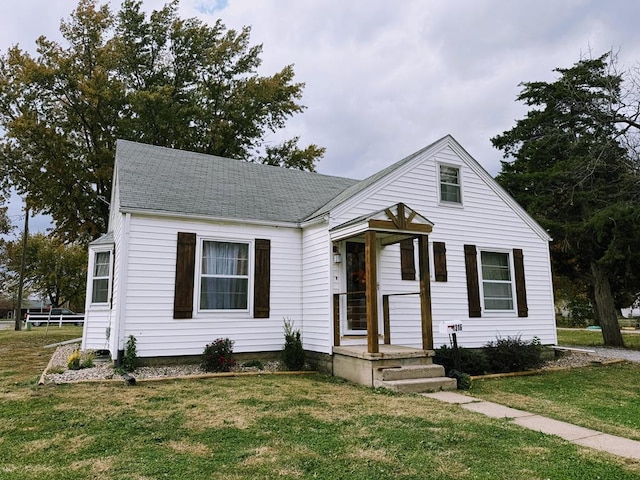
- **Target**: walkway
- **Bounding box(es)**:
[424,391,640,461]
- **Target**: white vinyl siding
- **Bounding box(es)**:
[115,215,302,358]
[329,140,556,348]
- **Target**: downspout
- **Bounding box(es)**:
[113,213,132,365]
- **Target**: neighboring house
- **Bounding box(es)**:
[81,136,556,375]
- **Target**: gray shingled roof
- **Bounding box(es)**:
[116,140,359,224]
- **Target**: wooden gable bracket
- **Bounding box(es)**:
[369,203,432,234]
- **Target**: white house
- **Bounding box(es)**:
[81,135,556,384]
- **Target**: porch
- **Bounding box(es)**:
[329,203,456,392]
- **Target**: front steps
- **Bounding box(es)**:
[374,364,457,393]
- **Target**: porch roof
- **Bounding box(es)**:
[330,203,434,244]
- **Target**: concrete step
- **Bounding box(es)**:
[379,364,446,381]
[377,376,457,393]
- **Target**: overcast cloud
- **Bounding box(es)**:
[3,0,640,232]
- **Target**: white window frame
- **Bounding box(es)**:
[90,249,112,305]
[197,238,253,314]
[479,249,515,312]
[438,163,463,206]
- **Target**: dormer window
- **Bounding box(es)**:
[439,164,462,204]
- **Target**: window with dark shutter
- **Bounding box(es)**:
[464,244,481,317]
[513,248,528,317]
[400,238,416,280]
[433,241,447,282]
[174,232,196,319]
[254,239,271,318]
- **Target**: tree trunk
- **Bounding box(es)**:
[590,261,625,347]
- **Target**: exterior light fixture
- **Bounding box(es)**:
[333,245,342,264]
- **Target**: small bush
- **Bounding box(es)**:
[201,338,235,372]
[433,345,489,376]
[242,359,264,370]
[483,335,543,373]
[67,350,95,371]
[448,369,471,390]
[281,318,305,370]
[122,335,138,373]
[67,350,81,370]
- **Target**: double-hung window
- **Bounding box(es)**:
[480,251,514,310]
[439,164,462,204]
[200,241,249,310]
[91,251,111,304]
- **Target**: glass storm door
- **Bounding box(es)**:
[346,242,367,332]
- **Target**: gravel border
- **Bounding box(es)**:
[41,343,284,385]
[40,343,632,385]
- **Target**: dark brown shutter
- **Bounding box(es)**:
[253,239,271,318]
[513,248,528,317]
[173,232,196,319]
[433,241,447,282]
[464,244,481,317]
[400,238,416,280]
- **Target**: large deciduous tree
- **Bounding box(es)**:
[492,53,640,347]
[0,233,87,311]
[0,0,324,242]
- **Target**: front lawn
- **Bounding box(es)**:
[1,328,639,479]
[557,328,640,350]
[471,362,640,441]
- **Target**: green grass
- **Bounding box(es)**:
[557,328,640,349]
[471,362,640,441]
[1,327,640,479]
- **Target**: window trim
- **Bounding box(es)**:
[197,238,254,314]
[90,248,112,306]
[478,249,516,313]
[438,162,463,206]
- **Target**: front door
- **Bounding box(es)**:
[345,241,367,332]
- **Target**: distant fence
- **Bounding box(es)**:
[25,313,84,328]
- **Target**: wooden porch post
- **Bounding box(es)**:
[365,230,379,353]
[418,235,434,350]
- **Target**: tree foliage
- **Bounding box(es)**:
[0,0,324,242]
[0,233,87,310]
[492,52,640,347]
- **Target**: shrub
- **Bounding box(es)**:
[67,349,95,370]
[483,335,543,373]
[433,345,489,376]
[67,350,81,370]
[242,359,264,370]
[448,369,471,390]
[122,335,138,373]
[281,318,305,370]
[201,338,235,372]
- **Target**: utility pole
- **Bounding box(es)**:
[14,204,29,331]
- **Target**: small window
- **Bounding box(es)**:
[480,251,513,310]
[440,165,461,203]
[91,251,111,303]
[200,241,249,310]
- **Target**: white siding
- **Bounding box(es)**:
[301,222,333,353]
[119,215,303,358]
[82,212,122,352]
[330,142,557,348]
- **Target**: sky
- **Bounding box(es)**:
[2,0,640,235]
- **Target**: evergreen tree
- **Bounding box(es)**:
[492,53,640,347]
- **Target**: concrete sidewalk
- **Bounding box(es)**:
[424,391,640,460]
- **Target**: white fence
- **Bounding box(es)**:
[26,313,84,327]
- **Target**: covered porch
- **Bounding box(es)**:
[329,203,455,391]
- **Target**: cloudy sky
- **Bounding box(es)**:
[2,0,640,233]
